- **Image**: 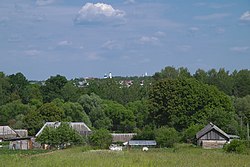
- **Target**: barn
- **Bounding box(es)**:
[196,122,231,149]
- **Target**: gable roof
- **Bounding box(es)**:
[35,122,91,137]
[196,122,229,140]
[0,126,19,139]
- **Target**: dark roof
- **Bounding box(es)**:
[3,137,32,141]
[196,122,229,140]
[128,140,157,146]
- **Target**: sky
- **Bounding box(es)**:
[0,0,250,80]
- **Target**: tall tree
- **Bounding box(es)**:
[0,100,30,126]
[78,93,111,129]
[8,72,29,102]
[149,78,237,132]
[103,100,135,132]
[0,72,10,105]
[41,75,68,102]
[233,70,250,97]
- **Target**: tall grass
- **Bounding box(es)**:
[0,144,250,167]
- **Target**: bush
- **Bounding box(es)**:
[224,140,247,154]
[133,125,155,140]
[89,129,112,149]
[155,127,179,148]
[182,124,203,144]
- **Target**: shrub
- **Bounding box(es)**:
[89,129,112,149]
[182,124,203,143]
[224,140,247,154]
[133,125,155,140]
[155,127,179,148]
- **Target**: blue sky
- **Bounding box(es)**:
[0,0,250,80]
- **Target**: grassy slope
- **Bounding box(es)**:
[0,145,250,167]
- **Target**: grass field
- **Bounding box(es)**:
[0,144,250,167]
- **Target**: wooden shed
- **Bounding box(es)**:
[8,137,33,150]
[196,122,229,149]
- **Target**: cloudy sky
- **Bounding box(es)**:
[0,0,250,80]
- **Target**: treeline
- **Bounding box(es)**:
[154,67,250,97]
[0,67,250,141]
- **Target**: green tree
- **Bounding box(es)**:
[36,123,84,148]
[23,110,43,136]
[155,127,179,147]
[22,84,43,103]
[182,124,203,143]
[78,93,111,129]
[61,82,80,102]
[194,69,208,83]
[233,70,250,97]
[133,125,155,140]
[0,72,11,105]
[103,100,135,132]
[61,101,92,127]
[153,66,178,80]
[8,72,29,102]
[89,129,112,149]
[126,100,149,129]
[149,78,237,132]
[41,75,68,102]
[37,102,64,122]
[0,100,30,126]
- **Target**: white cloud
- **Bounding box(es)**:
[230,46,249,52]
[240,11,250,21]
[102,40,121,50]
[36,0,55,6]
[74,3,125,25]
[138,36,158,44]
[57,40,72,46]
[194,13,230,20]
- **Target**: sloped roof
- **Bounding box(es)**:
[111,133,137,142]
[35,122,91,137]
[128,140,157,146]
[0,126,18,139]
[196,122,229,140]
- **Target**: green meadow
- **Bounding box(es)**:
[0,145,250,167]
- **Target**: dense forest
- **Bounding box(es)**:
[1,67,250,141]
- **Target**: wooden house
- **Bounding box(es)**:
[196,122,230,149]
[35,122,92,137]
